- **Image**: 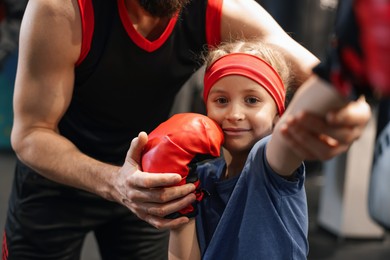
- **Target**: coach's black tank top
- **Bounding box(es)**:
[58,0,222,164]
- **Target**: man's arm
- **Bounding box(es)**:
[12,0,90,190]
[11,0,195,229]
[220,0,320,86]
[221,0,370,161]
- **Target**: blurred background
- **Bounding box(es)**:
[1,0,390,259]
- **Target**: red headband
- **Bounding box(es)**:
[203,53,285,115]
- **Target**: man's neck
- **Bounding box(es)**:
[124,0,171,41]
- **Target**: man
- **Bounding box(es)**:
[3,0,370,259]
[280,0,390,230]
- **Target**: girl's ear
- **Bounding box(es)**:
[272,114,280,128]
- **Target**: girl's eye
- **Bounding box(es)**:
[245,97,260,104]
[216,97,228,104]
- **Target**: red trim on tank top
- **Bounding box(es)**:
[76,0,94,66]
[2,231,8,260]
[117,0,179,53]
[206,0,223,48]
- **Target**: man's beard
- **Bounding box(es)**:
[138,0,191,18]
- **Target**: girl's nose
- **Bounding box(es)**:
[226,103,244,121]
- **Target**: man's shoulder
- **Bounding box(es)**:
[38,0,77,15]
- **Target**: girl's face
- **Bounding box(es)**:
[206,75,279,155]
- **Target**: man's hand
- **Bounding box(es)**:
[280,97,371,160]
[113,132,197,230]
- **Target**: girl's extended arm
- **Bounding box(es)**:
[266,75,348,176]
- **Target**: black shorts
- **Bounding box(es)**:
[3,160,169,260]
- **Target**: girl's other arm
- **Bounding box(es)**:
[169,218,200,260]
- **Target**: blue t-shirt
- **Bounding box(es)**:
[196,135,308,259]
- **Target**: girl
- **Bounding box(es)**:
[169,40,309,260]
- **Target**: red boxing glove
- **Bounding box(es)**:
[141,113,224,218]
[355,0,390,96]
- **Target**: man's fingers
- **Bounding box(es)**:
[292,112,328,135]
[290,111,364,146]
[281,117,350,160]
[135,193,196,217]
[123,191,196,229]
[144,215,190,230]
[120,132,198,230]
[318,125,363,145]
[127,183,196,203]
[127,131,149,166]
[130,170,184,188]
[281,130,315,159]
[281,123,321,160]
[326,97,371,127]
